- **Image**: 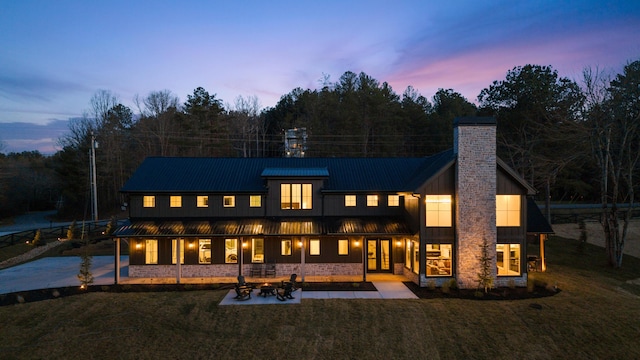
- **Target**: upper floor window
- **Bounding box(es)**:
[197,196,208,208]
[345,195,356,207]
[170,196,182,208]
[223,196,235,207]
[250,195,262,208]
[281,183,312,209]
[388,195,400,207]
[367,195,378,207]
[143,196,155,208]
[496,195,521,227]
[426,195,452,227]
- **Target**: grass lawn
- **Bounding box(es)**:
[1,237,640,359]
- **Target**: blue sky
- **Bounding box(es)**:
[1,0,639,154]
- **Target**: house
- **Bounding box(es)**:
[113,117,551,288]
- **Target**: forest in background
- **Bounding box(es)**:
[0,61,637,225]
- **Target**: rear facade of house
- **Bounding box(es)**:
[114,117,537,288]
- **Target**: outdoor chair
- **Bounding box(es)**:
[265,263,276,278]
[281,273,297,291]
[250,263,264,277]
[234,275,254,300]
[276,281,295,301]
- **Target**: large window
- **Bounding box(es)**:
[143,196,155,208]
[172,239,185,264]
[170,196,182,208]
[496,195,521,226]
[250,195,262,207]
[497,244,521,276]
[426,244,452,276]
[345,195,356,207]
[145,239,158,264]
[281,183,312,209]
[426,195,452,227]
[405,239,412,270]
[367,195,378,207]
[199,239,211,264]
[310,239,320,255]
[281,239,292,256]
[252,238,264,263]
[223,196,235,208]
[225,239,238,263]
[197,196,208,208]
[388,195,400,207]
[412,240,419,274]
[338,239,349,255]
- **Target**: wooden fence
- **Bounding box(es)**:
[0,220,127,249]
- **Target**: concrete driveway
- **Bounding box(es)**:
[0,256,128,294]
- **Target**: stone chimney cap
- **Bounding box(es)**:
[453,117,496,127]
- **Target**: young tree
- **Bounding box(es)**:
[476,237,494,294]
[77,239,93,289]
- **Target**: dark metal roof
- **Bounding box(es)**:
[120,155,452,193]
[113,217,412,237]
[527,198,554,234]
[261,167,329,177]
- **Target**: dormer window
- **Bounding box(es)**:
[281,183,312,209]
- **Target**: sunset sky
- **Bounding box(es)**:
[1,0,639,153]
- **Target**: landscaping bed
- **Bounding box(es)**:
[403,281,560,300]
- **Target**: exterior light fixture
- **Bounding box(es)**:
[136,243,142,250]
[354,240,360,247]
[188,243,195,249]
[298,241,303,247]
[396,241,402,246]
[242,241,247,248]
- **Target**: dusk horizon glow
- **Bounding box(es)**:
[1,0,639,154]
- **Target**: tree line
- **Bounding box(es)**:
[0,61,638,267]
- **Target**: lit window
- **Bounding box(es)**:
[367,195,378,207]
[172,239,185,264]
[145,239,158,264]
[281,239,292,256]
[496,195,521,227]
[388,195,400,207]
[170,196,182,208]
[252,238,264,263]
[281,183,312,209]
[426,244,452,276]
[310,239,320,255]
[197,196,208,208]
[223,196,235,207]
[405,239,411,270]
[199,239,211,264]
[345,195,356,207]
[412,240,419,274]
[338,239,349,255]
[225,239,238,263]
[426,195,452,227]
[496,244,521,276]
[250,195,262,207]
[143,196,155,208]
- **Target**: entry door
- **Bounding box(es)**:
[367,239,391,272]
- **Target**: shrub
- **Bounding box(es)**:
[67,221,76,240]
[447,278,458,290]
[351,282,360,288]
[508,279,516,289]
[426,280,436,291]
[441,281,450,294]
[32,229,43,246]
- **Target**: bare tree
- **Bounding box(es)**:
[134,90,180,156]
[230,95,262,157]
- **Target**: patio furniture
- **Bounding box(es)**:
[265,263,276,278]
[281,273,297,291]
[234,275,254,300]
[276,281,295,301]
[250,263,264,277]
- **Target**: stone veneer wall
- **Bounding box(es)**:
[130,263,362,278]
[454,120,497,289]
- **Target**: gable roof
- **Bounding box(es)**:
[120,151,458,193]
[527,198,554,234]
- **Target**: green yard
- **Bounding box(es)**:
[1,237,639,359]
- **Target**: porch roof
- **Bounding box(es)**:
[113,217,414,237]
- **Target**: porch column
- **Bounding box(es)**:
[300,237,306,282]
[540,234,547,271]
[361,236,366,282]
[114,238,120,284]
[176,238,182,284]
[239,237,244,276]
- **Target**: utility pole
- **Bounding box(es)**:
[90,131,98,221]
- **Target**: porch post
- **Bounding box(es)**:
[540,234,547,271]
[114,238,120,284]
[362,236,366,282]
[239,237,244,276]
[300,237,306,282]
[176,238,181,284]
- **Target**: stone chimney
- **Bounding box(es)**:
[453,117,497,288]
